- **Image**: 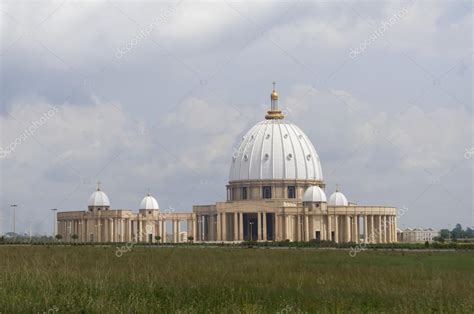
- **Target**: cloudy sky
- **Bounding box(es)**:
[1,0,472,235]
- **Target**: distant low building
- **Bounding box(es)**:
[399,228,440,243]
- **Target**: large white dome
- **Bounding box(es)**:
[328,191,348,206]
[140,194,159,210]
[88,189,110,207]
[302,186,327,203]
[229,119,323,182]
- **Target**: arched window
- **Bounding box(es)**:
[287,186,296,198]
[242,187,248,200]
[262,186,272,199]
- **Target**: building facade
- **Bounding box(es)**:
[57,84,398,243]
[399,228,439,243]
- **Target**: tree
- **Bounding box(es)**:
[55,234,62,241]
[440,229,450,240]
[187,236,194,243]
[451,224,464,239]
[465,227,474,238]
[155,235,161,243]
[71,234,78,242]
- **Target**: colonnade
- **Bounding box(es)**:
[58,212,396,244]
[277,213,397,243]
[58,215,196,243]
[194,212,397,243]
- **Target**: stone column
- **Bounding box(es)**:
[79,219,86,242]
[202,215,207,241]
[390,216,394,242]
[385,216,390,243]
[274,214,279,241]
[222,213,227,241]
[393,216,397,242]
[217,213,222,241]
[354,215,359,243]
[186,219,190,242]
[382,216,387,243]
[345,216,351,242]
[176,220,181,243]
[304,215,309,241]
[110,219,114,243]
[102,219,107,242]
[195,216,199,242]
[239,212,244,241]
[294,216,299,241]
[82,219,86,242]
[334,215,339,243]
[370,215,374,243]
[263,212,267,241]
[327,216,332,241]
[161,219,166,243]
[209,215,214,241]
[315,216,320,241]
[234,213,238,241]
[96,219,100,242]
[377,216,382,243]
[135,219,139,242]
[257,212,262,241]
[120,219,124,242]
[177,220,181,243]
[363,215,369,243]
[171,220,175,243]
[108,219,112,242]
[113,219,117,242]
[192,215,197,242]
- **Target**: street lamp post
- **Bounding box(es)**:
[10,204,18,235]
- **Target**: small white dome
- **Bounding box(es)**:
[302,186,327,203]
[140,194,159,210]
[88,189,110,207]
[328,191,348,206]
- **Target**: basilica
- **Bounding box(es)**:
[57,84,398,244]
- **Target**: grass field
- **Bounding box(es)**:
[0,246,473,313]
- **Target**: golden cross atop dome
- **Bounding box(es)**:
[97,181,101,191]
[271,81,278,100]
[336,184,340,192]
[265,81,284,120]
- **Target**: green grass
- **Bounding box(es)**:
[0,246,473,313]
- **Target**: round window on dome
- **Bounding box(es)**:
[287,153,293,160]
[284,134,288,139]
[306,154,311,160]
[264,153,269,160]
[244,154,248,161]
